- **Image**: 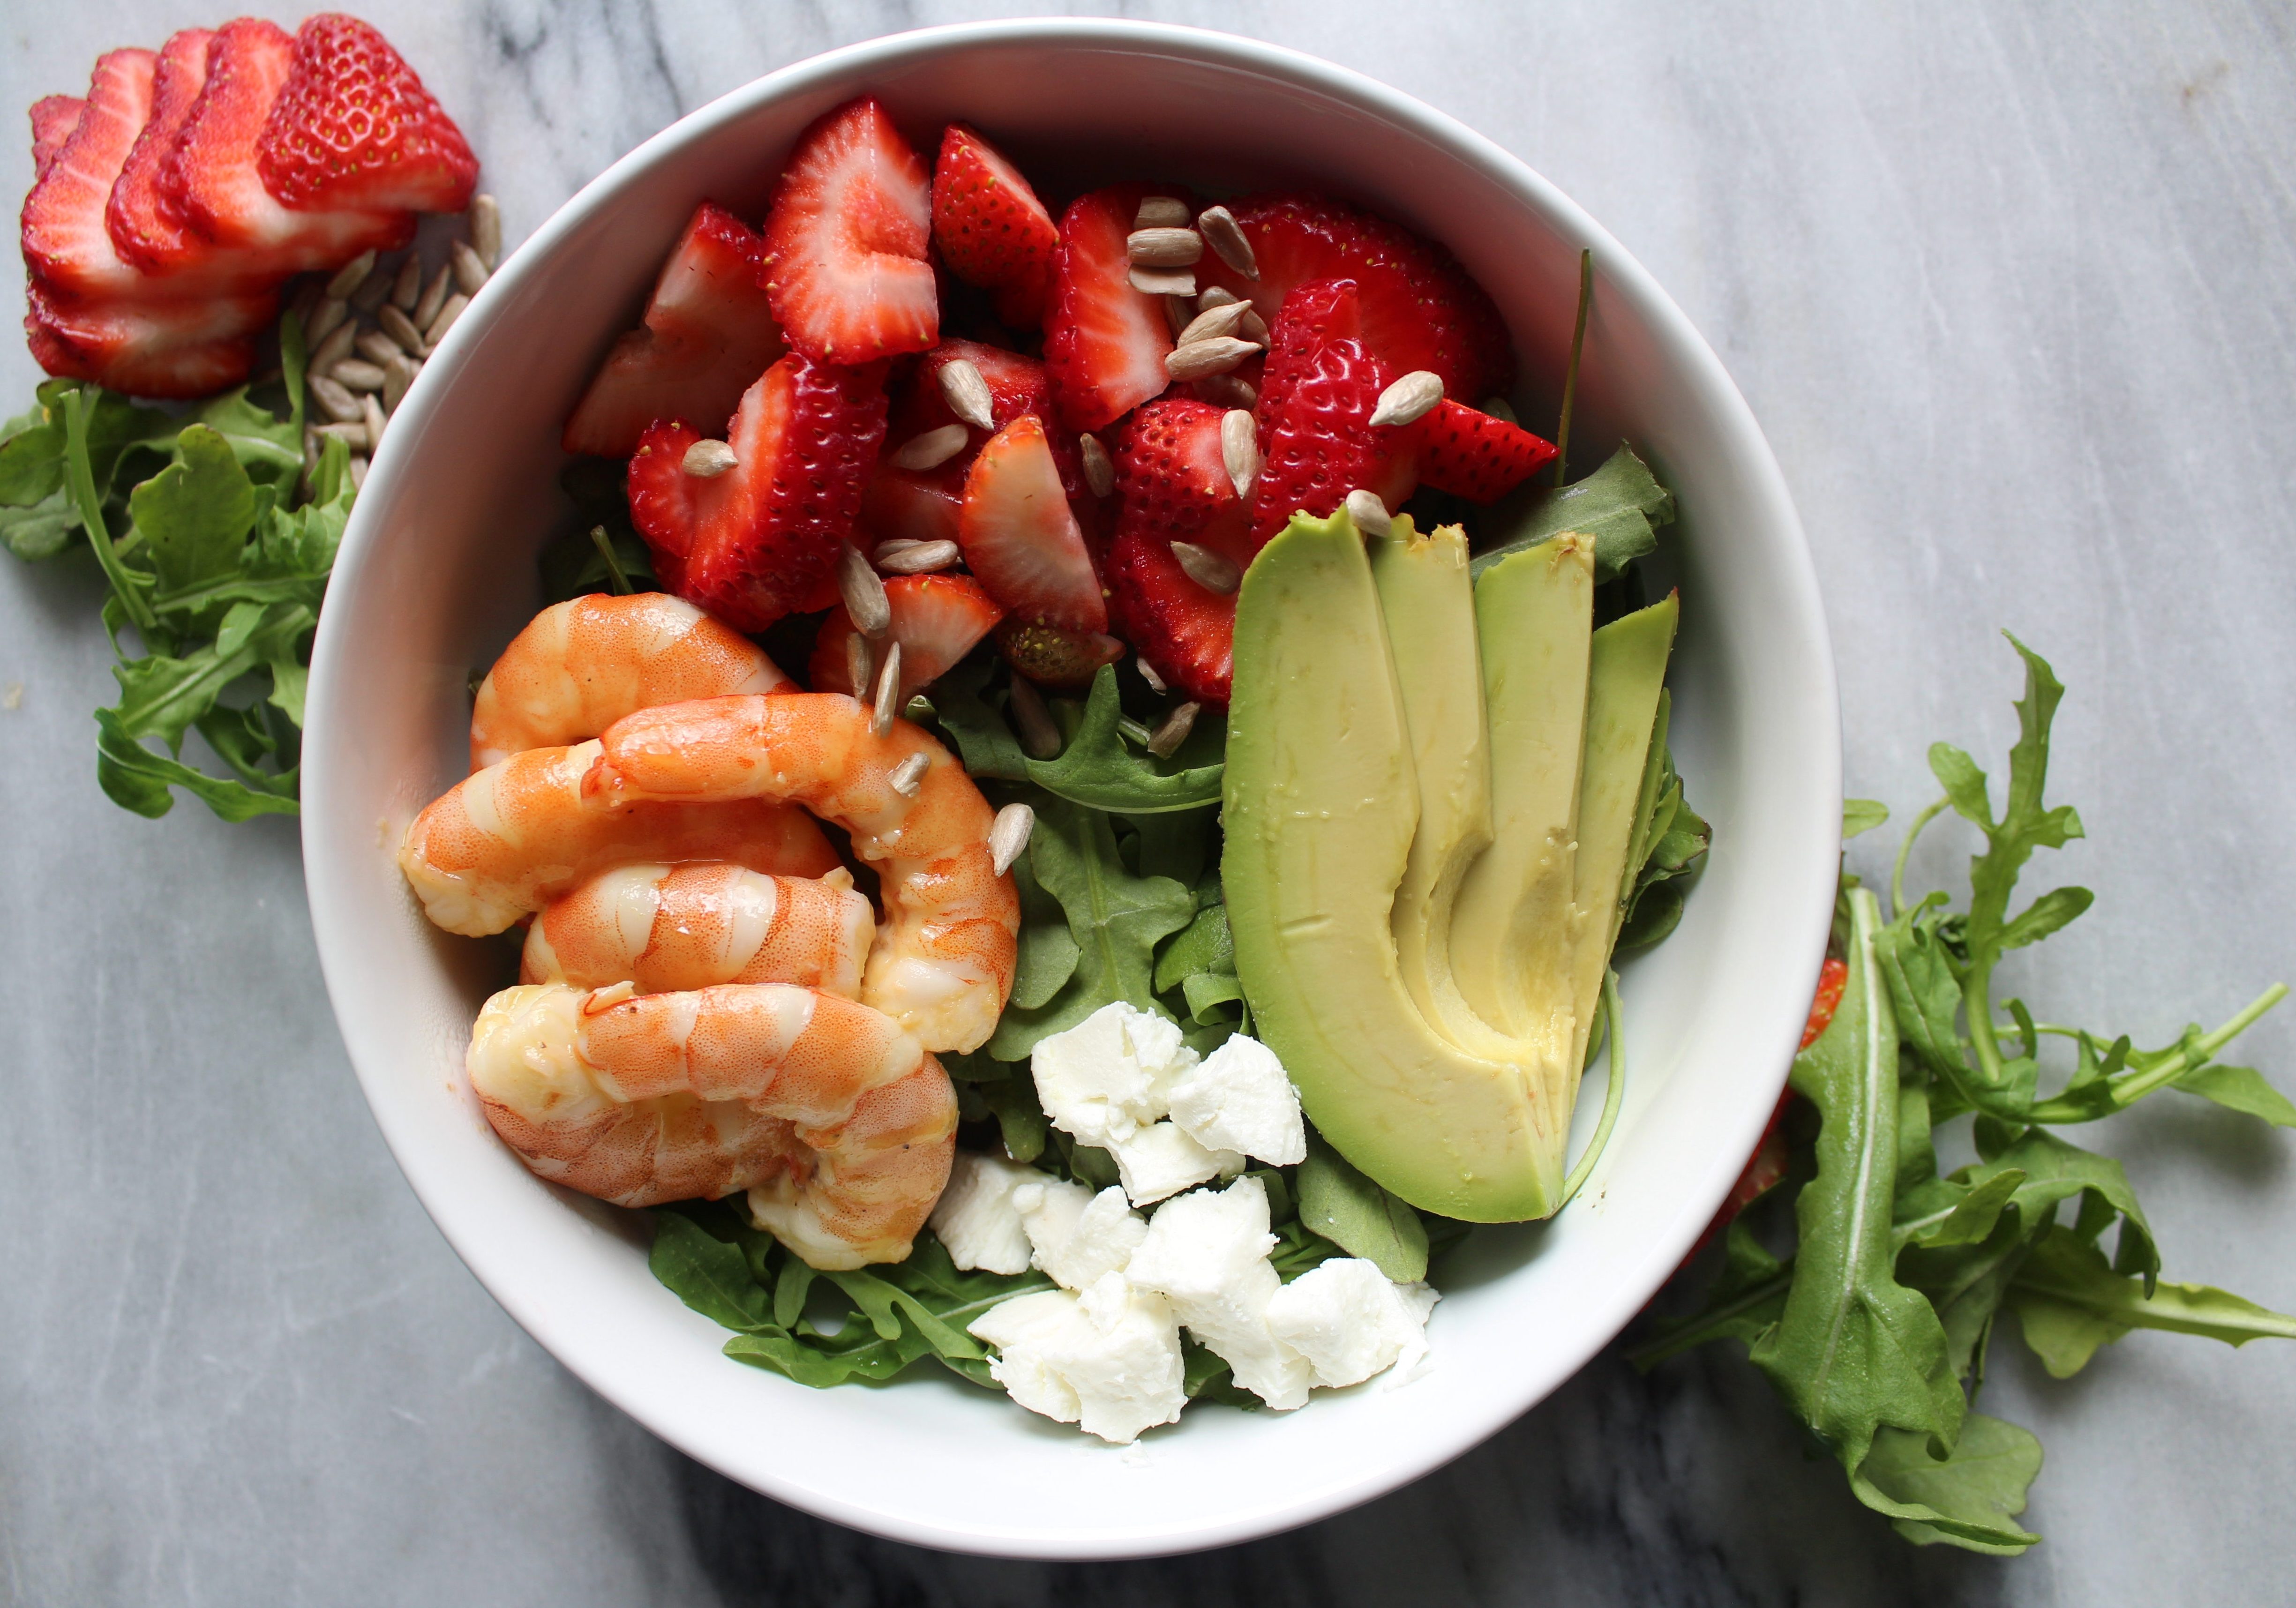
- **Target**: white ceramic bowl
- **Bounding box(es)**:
[302,19,1839,1559]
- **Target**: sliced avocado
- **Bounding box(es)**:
[1224,507,1560,1220]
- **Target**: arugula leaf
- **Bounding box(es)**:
[1616,722,1711,951]
[1468,443,1675,583]
[1006,849,1081,1010]
[131,425,259,595]
[2005,1226,2296,1378]
[2175,1062,2296,1126]
[93,708,298,822]
[0,490,80,560]
[1844,799,1891,840]
[1154,903,1235,994]
[1297,1131,1429,1282]
[1629,1219,1793,1368]
[1861,1414,2042,1555]
[933,660,1224,814]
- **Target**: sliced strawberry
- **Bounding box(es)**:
[21,48,159,301]
[859,460,964,548]
[160,19,413,276]
[760,97,935,365]
[958,416,1105,633]
[563,202,787,456]
[1801,957,1850,1049]
[626,352,889,631]
[808,574,1005,698]
[31,97,84,180]
[994,620,1125,688]
[930,123,1058,329]
[257,14,478,213]
[1195,193,1513,402]
[25,280,264,397]
[1043,185,1185,432]
[1105,528,1234,707]
[104,30,279,296]
[1102,398,1253,705]
[1406,399,1556,503]
[1247,279,1391,546]
[890,339,1088,503]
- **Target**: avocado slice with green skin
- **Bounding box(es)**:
[1225,507,1558,1221]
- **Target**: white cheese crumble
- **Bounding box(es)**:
[1109,1119,1243,1206]
[1164,1032,1307,1165]
[968,1272,1186,1444]
[1029,1001,1198,1150]
[1124,1174,1312,1409]
[1264,1258,1440,1388]
[1015,1179,1146,1291]
[927,1151,1040,1274]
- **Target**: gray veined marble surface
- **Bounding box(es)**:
[5,1,2295,1603]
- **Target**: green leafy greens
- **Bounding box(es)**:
[1633,637,2291,1556]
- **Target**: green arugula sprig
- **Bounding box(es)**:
[1633,637,2292,1555]
[1,318,350,821]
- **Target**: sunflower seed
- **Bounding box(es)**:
[310,319,359,374]
[361,392,390,454]
[1196,285,1240,312]
[875,539,960,575]
[308,296,350,346]
[1196,205,1259,280]
[351,329,398,367]
[1238,308,1269,344]
[1193,374,1257,410]
[332,358,389,392]
[1177,299,1251,346]
[350,264,393,311]
[1480,395,1519,424]
[870,643,902,736]
[838,541,892,638]
[379,304,427,356]
[390,253,422,310]
[451,239,489,298]
[316,420,369,450]
[892,423,968,471]
[683,439,737,477]
[426,292,470,346]
[1345,487,1392,538]
[1221,408,1260,497]
[471,194,503,269]
[326,250,377,301]
[348,455,369,490]
[413,265,452,329]
[1127,227,1203,268]
[1165,337,1260,381]
[308,373,362,424]
[889,752,930,798]
[845,632,874,700]
[1078,432,1115,498]
[1147,701,1201,758]
[1135,656,1167,694]
[1163,294,1192,338]
[1134,195,1191,230]
[938,357,995,431]
[1172,541,1240,594]
[1006,675,1062,759]
[1371,369,1445,429]
[383,353,418,414]
[1129,266,1195,298]
[989,801,1036,875]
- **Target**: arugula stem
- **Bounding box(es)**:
[62,387,159,640]
[2025,982,2290,1120]
[588,524,632,594]
[1552,248,1593,488]
[1559,970,1629,1206]
[1625,1268,1795,1367]
[1891,795,1951,921]
[1966,961,2010,1091]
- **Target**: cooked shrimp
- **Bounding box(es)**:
[583,694,1020,1054]
[468,592,793,771]
[399,740,838,936]
[523,862,876,998]
[466,980,955,1267]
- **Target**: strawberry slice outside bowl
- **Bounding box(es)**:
[300,20,1840,1560]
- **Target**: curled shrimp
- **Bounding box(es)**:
[467,980,955,1267]
[469,592,793,770]
[398,740,838,936]
[582,694,1020,1054]
[523,862,876,998]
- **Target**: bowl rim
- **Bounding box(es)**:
[305,16,1841,1557]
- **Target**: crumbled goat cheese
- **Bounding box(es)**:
[1263,1258,1440,1388]
[1163,1033,1306,1165]
[928,1151,1041,1274]
[1030,1001,1199,1149]
[1016,1179,1147,1291]
[970,1273,1186,1444]
[1109,1119,1244,1206]
[1125,1175,1313,1410]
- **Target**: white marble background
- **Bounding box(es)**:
[5,2,2295,1603]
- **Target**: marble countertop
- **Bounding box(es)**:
[6,2,2295,1602]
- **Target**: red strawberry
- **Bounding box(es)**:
[1247,279,1390,545]
[1405,398,1556,503]
[859,461,964,548]
[958,416,1106,633]
[104,30,280,296]
[994,620,1125,688]
[1105,530,1235,707]
[1043,185,1186,432]
[31,97,84,179]
[563,202,787,456]
[256,14,478,213]
[1102,398,1252,705]
[1195,193,1513,403]
[21,48,160,301]
[930,123,1058,328]
[626,352,889,630]
[889,339,1088,502]
[160,19,413,274]
[761,97,936,365]
[808,574,1005,698]
[25,281,264,398]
